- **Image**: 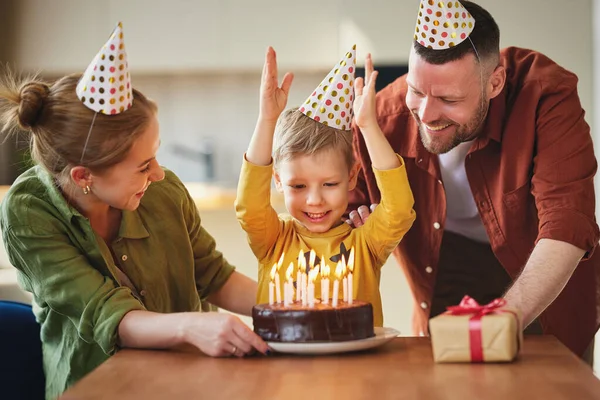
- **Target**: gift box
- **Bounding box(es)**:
[429,296,522,363]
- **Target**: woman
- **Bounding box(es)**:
[0,24,267,400]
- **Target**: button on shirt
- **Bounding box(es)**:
[0,167,235,399]
[349,47,600,356]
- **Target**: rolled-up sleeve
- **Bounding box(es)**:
[3,225,145,355]
[533,78,600,257]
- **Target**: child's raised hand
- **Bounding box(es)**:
[353,54,379,132]
[259,47,294,123]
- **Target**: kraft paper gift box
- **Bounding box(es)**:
[429,296,523,363]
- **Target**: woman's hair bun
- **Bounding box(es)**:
[18,82,50,129]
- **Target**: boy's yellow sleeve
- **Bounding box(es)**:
[362,154,416,264]
[235,155,282,261]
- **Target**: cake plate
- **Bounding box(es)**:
[266,327,400,355]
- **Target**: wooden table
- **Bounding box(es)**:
[60,336,600,400]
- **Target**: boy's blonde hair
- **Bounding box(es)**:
[273,108,354,170]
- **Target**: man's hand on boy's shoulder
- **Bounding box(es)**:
[345,204,378,228]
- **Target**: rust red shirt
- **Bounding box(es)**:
[349,47,600,356]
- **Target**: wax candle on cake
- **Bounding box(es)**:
[285,262,294,307]
[301,253,308,306]
[320,257,329,304]
[347,247,355,305]
[296,249,303,302]
[269,264,276,305]
[332,260,343,307]
[308,266,319,308]
[342,257,348,303]
[275,253,284,304]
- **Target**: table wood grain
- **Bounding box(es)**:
[60,336,600,400]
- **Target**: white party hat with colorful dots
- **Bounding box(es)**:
[76,22,133,115]
[299,45,356,131]
[414,0,475,50]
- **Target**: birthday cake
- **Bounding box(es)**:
[252,300,374,342]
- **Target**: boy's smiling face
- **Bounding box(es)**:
[274,148,359,233]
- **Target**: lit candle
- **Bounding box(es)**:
[271,264,281,304]
[285,262,294,307]
[347,247,355,304]
[269,264,276,305]
[332,261,343,307]
[320,257,329,305]
[342,257,348,303]
[300,253,308,306]
[275,253,284,304]
[302,272,308,306]
[308,266,319,308]
[296,249,303,302]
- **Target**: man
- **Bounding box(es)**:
[348,0,599,363]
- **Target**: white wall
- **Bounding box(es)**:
[125,0,595,183]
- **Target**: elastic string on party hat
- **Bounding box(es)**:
[80,112,97,163]
[76,22,134,163]
[414,1,487,106]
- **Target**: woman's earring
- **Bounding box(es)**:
[83,185,91,195]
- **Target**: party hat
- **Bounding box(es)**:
[414,0,475,50]
[299,45,356,131]
[76,22,133,115]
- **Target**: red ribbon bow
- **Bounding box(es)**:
[445,295,509,362]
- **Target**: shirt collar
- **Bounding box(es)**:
[119,209,150,239]
[472,84,507,150]
[36,166,149,239]
[36,166,84,220]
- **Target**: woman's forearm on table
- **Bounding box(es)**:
[118,310,188,349]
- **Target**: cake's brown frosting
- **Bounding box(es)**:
[252,301,374,342]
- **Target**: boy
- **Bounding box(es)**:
[235,46,415,326]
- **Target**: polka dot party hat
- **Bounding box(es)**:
[299,45,356,131]
[76,22,133,115]
[414,0,475,50]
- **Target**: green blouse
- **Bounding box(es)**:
[0,166,235,399]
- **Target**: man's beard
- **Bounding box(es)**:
[414,100,488,155]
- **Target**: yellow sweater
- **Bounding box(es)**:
[235,155,415,326]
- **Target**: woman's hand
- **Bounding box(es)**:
[118,309,269,358]
[258,46,294,124]
[182,312,269,357]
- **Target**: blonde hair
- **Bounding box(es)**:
[273,108,354,170]
[0,70,157,185]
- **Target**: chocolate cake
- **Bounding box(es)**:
[252,301,374,342]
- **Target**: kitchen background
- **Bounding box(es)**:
[0,0,598,369]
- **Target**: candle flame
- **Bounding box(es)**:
[277,252,285,270]
[348,247,355,273]
[286,262,294,281]
[270,264,277,281]
[320,256,327,278]
[308,266,320,283]
[323,264,330,278]
[335,261,344,280]
[299,251,307,273]
[309,249,316,269]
